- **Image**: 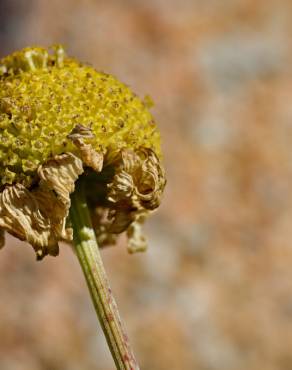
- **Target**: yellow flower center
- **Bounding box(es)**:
[0,46,161,186]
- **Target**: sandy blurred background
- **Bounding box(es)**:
[1,0,292,369]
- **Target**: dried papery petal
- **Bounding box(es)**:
[0,153,83,259]
[0,183,50,249]
[33,153,84,258]
[92,147,166,252]
[68,124,104,172]
[107,208,136,234]
[91,208,119,247]
[133,148,166,210]
[36,153,83,208]
[93,208,150,252]
[107,147,166,211]
[126,215,148,253]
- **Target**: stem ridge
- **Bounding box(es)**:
[70,182,139,370]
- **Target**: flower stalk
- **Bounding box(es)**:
[0,45,166,368]
[70,180,139,370]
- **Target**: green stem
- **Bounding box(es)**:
[69,181,139,370]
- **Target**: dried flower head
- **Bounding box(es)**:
[0,45,166,259]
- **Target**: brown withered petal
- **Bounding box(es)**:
[68,124,104,172]
[0,153,83,259]
[91,208,119,247]
[107,148,166,211]
[126,215,148,253]
[107,209,136,234]
[92,148,166,252]
[134,148,166,210]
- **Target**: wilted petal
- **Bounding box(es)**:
[107,171,134,203]
[126,215,148,253]
[33,153,84,257]
[68,124,104,172]
[107,209,136,234]
[92,147,166,252]
[0,183,50,249]
[0,153,83,259]
[107,148,166,210]
[91,207,119,247]
[36,152,83,207]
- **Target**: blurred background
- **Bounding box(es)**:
[1,0,292,369]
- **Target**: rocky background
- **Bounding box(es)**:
[1,0,292,369]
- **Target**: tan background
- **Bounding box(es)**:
[1,0,292,369]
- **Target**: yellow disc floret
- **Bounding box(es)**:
[0,46,161,187]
